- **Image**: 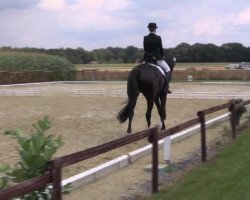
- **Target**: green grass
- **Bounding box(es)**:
[75,63,134,70]
[149,122,250,200]
[176,62,229,68]
[75,63,230,70]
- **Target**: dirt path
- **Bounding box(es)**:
[0,81,249,199]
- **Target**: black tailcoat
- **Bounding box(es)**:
[143,33,164,62]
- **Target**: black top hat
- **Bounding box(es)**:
[147,23,158,29]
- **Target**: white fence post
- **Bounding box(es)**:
[163,136,171,163]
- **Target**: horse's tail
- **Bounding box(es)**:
[117,69,140,123]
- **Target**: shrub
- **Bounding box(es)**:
[0,51,75,80]
[234,100,247,126]
[0,116,63,199]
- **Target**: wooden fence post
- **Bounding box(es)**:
[229,102,236,139]
[51,159,62,200]
[197,111,207,162]
[149,126,159,193]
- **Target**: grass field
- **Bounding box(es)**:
[75,63,230,70]
[148,120,250,200]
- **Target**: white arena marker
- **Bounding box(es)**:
[187,75,193,81]
[247,105,250,117]
[163,136,171,163]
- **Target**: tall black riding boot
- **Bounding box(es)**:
[163,71,171,94]
[167,72,172,93]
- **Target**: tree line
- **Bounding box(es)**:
[1,42,250,64]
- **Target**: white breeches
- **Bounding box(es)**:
[157,60,170,73]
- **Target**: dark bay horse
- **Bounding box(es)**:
[117,52,176,133]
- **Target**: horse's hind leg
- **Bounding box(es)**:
[155,98,161,116]
[127,111,134,133]
[146,100,154,128]
[126,95,138,133]
[155,98,165,130]
[159,94,167,130]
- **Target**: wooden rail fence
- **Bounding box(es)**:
[0,99,250,199]
[1,69,250,85]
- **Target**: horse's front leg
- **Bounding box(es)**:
[161,121,166,130]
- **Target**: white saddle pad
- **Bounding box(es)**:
[149,63,165,76]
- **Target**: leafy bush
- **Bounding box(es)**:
[234,99,247,126]
[0,51,74,73]
[0,116,63,199]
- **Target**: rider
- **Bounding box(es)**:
[143,22,172,94]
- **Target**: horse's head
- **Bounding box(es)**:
[164,50,176,71]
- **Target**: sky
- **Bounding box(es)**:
[0,0,250,50]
